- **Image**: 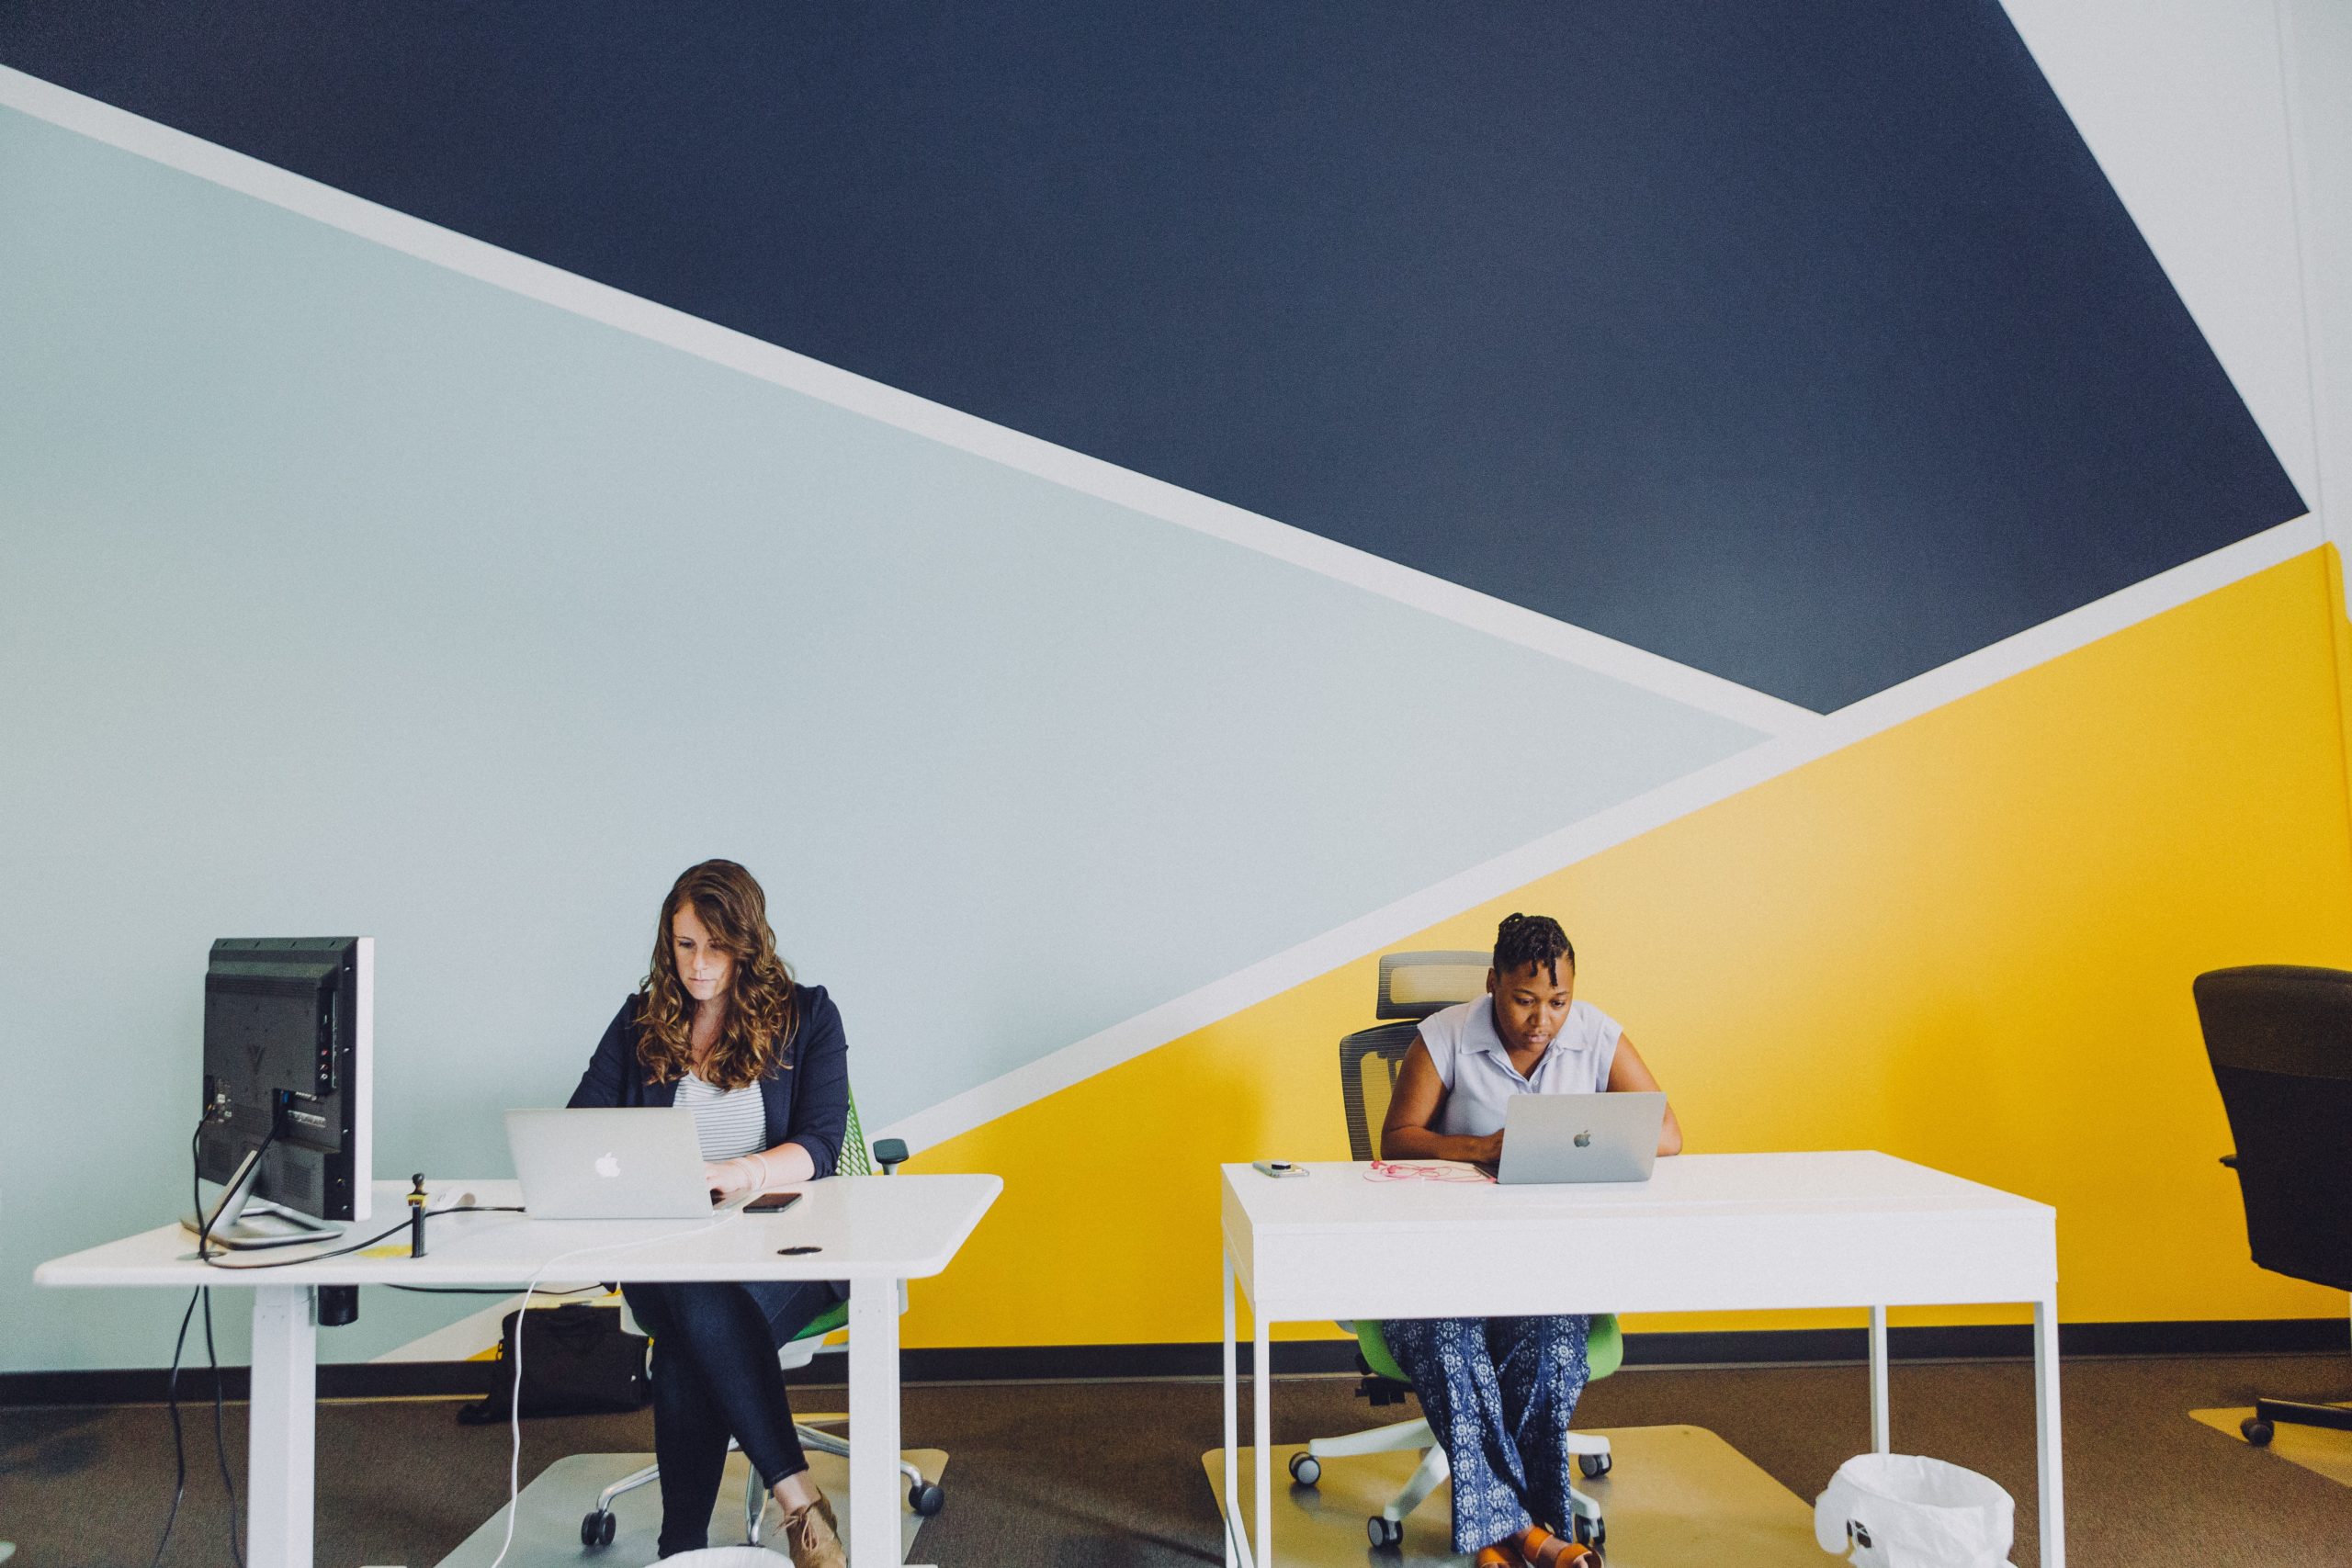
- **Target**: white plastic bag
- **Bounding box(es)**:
[1813,1453,2015,1568]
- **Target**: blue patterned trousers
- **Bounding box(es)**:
[1379,1314,1592,1554]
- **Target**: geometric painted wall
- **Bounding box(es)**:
[1,0,2345,1373]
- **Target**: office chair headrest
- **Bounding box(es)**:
[2194,964,2352,1081]
[1376,951,1492,1020]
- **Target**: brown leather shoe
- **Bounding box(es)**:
[779,1492,844,1568]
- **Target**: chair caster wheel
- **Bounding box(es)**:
[1288,1451,1322,1486]
[1366,1514,1404,1549]
[1572,1513,1606,1550]
[580,1510,616,1548]
[2242,1416,2275,1447]
[1577,1450,1613,1479]
[909,1480,945,1516]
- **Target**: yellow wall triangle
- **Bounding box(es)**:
[903,550,2352,1349]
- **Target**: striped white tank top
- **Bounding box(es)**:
[674,1072,766,1160]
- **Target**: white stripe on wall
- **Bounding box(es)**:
[878,514,2321,1153]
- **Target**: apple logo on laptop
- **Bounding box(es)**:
[595,1152,621,1179]
[1574,1131,1593,1148]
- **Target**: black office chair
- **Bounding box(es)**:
[1337,951,1489,1162]
[2192,965,2352,1446]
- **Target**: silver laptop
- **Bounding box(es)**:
[506,1108,752,1219]
[1488,1092,1666,1185]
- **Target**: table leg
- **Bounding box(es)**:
[2035,1297,2064,1568]
[1868,1304,1890,1453]
[246,1285,317,1568]
[848,1277,908,1568]
[1253,1306,1272,1568]
[1223,1249,1241,1568]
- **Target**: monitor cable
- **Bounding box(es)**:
[175,1121,667,1568]
[190,1108,282,1263]
[146,1288,201,1568]
[200,1284,245,1568]
[177,1107,272,1568]
[483,1211,749,1568]
[195,1205,523,1273]
[178,1115,521,1565]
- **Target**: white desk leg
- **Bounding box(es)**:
[848,1278,908,1567]
[2034,1297,2064,1568]
[1868,1305,1890,1454]
[247,1286,317,1568]
[1253,1307,1272,1568]
[1223,1249,1242,1568]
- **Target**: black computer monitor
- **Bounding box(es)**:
[189,937,374,1249]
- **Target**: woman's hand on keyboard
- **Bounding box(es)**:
[704,1159,758,1199]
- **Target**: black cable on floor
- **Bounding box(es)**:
[201,1287,245,1568]
[147,1288,199,1568]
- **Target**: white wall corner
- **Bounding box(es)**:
[2279,0,2352,599]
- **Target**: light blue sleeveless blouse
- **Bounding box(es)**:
[1418,996,1622,1137]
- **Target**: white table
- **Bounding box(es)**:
[1219,1153,2061,1567]
[36,1174,1001,1568]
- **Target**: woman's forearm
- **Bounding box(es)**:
[712,1141,822,1195]
[750,1141,818,1189]
[1380,1122,1499,1164]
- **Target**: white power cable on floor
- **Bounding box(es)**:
[485,1212,748,1568]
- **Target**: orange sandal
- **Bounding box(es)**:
[1517,1524,1600,1566]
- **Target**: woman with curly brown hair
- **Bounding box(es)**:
[568,859,851,1567]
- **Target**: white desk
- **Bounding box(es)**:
[1219,1153,2061,1567]
[36,1174,1001,1568]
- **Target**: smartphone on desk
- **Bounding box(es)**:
[746,1192,803,1214]
[1251,1161,1308,1179]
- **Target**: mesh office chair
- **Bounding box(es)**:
[2193,966,2352,1447]
[1295,952,1623,1554]
[581,1090,944,1550]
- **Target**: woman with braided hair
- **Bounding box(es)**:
[1376,912,1682,1568]
[567,860,851,1567]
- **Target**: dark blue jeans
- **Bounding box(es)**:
[1380,1314,1592,1553]
[621,1278,842,1558]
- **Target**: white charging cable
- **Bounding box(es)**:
[484,1211,748,1568]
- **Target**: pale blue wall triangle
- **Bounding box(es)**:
[0,107,1760,1368]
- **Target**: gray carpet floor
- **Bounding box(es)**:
[4,1354,2348,1567]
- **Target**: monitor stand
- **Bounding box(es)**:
[181,1145,345,1251]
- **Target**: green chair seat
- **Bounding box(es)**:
[1353,1312,1623,1385]
[792,1300,849,1344]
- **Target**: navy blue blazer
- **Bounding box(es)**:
[567,984,852,1178]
